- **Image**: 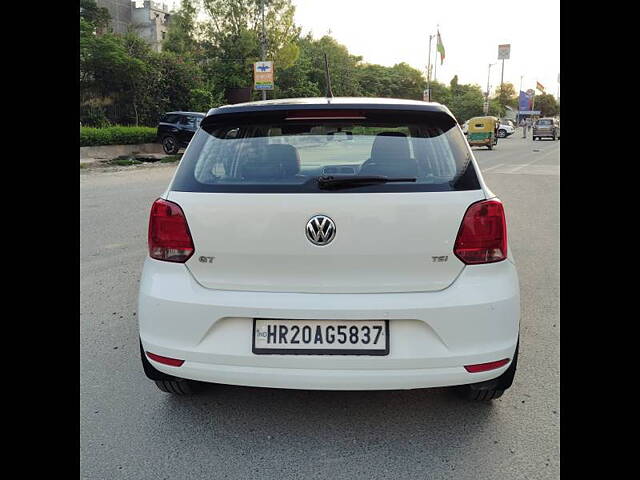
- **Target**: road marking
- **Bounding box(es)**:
[488,164,559,176]
[482,163,504,172]
[510,144,560,172]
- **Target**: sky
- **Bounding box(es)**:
[169,0,559,97]
[293,0,559,97]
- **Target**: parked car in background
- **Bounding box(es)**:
[139,97,520,401]
[533,117,560,141]
[497,120,515,138]
[157,112,206,154]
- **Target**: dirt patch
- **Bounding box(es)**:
[80,154,182,172]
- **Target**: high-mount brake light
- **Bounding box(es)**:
[285,110,366,120]
[454,200,507,264]
[148,198,195,263]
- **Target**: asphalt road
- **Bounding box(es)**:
[80,133,560,479]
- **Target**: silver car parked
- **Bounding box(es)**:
[533,117,560,141]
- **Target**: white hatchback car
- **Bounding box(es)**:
[138,97,520,401]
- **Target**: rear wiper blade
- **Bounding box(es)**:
[316,175,416,190]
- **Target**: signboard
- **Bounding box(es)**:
[498,44,511,60]
[254,61,274,90]
[518,110,541,115]
[519,91,533,112]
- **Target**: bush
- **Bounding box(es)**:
[80,126,157,146]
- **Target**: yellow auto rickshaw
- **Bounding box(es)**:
[467,116,499,150]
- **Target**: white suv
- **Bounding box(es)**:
[497,120,515,138]
[138,97,520,401]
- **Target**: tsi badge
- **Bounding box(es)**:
[432,256,448,263]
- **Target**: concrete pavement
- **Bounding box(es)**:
[80,134,560,479]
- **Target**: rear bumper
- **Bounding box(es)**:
[138,258,520,390]
[533,130,555,137]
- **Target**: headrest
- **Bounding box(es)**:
[370,132,411,163]
[239,144,300,180]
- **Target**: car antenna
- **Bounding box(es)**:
[323,52,334,101]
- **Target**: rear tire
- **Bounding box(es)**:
[461,388,504,401]
[456,342,519,401]
[498,129,506,138]
[140,339,205,395]
[154,378,203,395]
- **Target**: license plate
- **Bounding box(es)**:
[252,319,389,355]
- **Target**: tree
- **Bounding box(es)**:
[201,0,300,67]
[494,82,517,112]
[534,93,559,117]
[305,35,362,96]
[163,0,200,56]
[80,0,110,32]
[429,81,451,106]
[448,86,485,123]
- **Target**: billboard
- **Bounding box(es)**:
[498,44,511,60]
[519,90,533,112]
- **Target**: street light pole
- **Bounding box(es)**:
[485,63,495,115]
[426,34,433,101]
[434,25,439,82]
[260,0,267,101]
[518,75,523,125]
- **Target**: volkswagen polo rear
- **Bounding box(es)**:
[138,98,520,401]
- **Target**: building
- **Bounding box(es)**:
[96,0,171,52]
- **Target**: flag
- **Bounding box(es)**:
[437,30,445,65]
[536,81,545,93]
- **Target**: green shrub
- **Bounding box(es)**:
[80,126,157,147]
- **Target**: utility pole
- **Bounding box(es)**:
[260,0,267,101]
[518,75,523,125]
[427,34,433,101]
[485,63,495,115]
[500,58,505,89]
[433,25,439,82]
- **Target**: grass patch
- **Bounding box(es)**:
[160,154,182,163]
[80,126,157,147]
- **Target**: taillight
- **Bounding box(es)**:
[148,198,194,263]
[454,200,507,264]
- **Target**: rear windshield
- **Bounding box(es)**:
[170,109,480,193]
[536,119,553,126]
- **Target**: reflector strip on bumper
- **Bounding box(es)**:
[464,358,510,373]
[146,351,185,367]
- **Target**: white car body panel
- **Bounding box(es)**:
[139,258,519,390]
[138,99,520,391]
[169,190,485,294]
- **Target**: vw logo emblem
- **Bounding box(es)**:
[306,215,336,246]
